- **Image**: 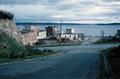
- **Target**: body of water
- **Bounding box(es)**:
[17,24,120,36]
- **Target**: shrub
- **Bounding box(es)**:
[0,32,26,59]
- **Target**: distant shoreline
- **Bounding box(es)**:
[15,22,120,25]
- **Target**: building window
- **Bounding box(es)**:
[65,35,66,38]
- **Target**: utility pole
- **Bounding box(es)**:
[101,30,104,39]
[59,18,62,45]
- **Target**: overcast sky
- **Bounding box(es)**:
[0,0,120,23]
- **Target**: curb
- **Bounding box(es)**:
[0,52,63,66]
[101,51,113,79]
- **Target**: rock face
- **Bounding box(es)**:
[0,10,22,43]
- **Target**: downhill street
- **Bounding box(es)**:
[0,44,119,79]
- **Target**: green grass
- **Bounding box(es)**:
[94,37,120,44]
[99,51,109,79]
[0,32,26,58]
[0,32,59,64]
[0,32,26,52]
[0,50,59,64]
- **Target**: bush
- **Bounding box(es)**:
[107,45,120,78]
[0,32,26,59]
[0,10,13,19]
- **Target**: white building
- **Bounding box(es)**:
[37,30,46,40]
[24,25,40,32]
[60,28,84,42]
[61,33,83,41]
[65,29,74,34]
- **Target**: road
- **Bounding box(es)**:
[0,44,119,79]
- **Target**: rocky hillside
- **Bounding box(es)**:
[0,10,22,43]
[0,32,26,58]
[0,10,26,58]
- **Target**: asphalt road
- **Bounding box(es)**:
[0,44,119,79]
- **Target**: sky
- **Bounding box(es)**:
[0,0,120,23]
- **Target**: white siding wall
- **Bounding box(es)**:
[37,31,46,39]
[61,34,82,41]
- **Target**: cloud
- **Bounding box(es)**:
[0,0,61,5]
[0,0,120,23]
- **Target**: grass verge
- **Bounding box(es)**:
[99,51,109,79]
[0,50,62,64]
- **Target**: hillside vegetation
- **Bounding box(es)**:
[0,32,26,58]
[0,10,58,63]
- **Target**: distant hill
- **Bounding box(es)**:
[16,22,86,25]
[16,22,120,25]
[96,23,120,25]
